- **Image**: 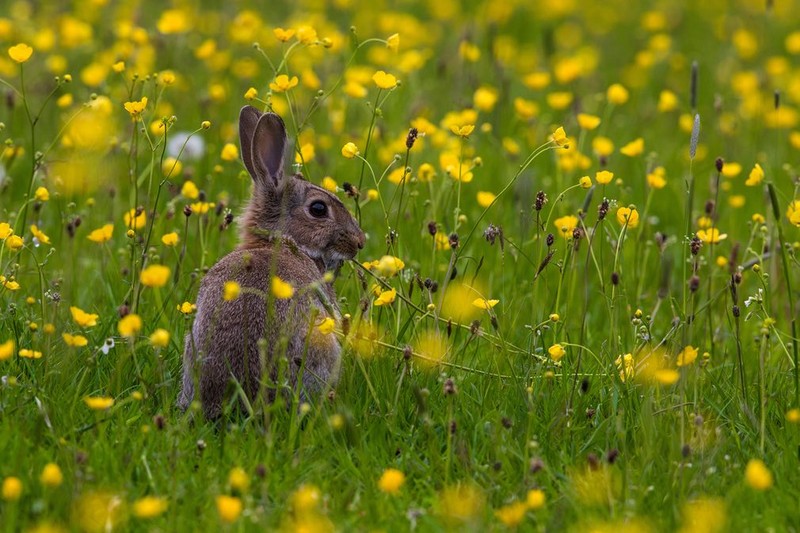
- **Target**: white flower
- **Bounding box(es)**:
[167,132,206,160]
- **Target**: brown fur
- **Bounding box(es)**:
[178,106,364,419]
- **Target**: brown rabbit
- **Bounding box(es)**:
[178,106,365,418]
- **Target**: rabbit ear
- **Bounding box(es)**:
[251,111,288,187]
[239,105,263,180]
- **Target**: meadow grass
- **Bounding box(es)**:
[1,0,800,531]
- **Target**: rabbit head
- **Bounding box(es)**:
[238,105,365,273]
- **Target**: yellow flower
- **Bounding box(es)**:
[190,202,215,215]
[676,345,699,366]
[473,86,498,112]
[472,298,499,310]
[647,167,667,189]
[181,180,199,199]
[269,74,299,93]
[19,348,42,359]
[386,33,400,52]
[244,87,258,101]
[696,227,727,244]
[124,209,146,230]
[579,176,592,189]
[5,235,24,250]
[88,224,114,243]
[372,70,398,89]
[133,496,168,519]
[616,353,635,382]
[341,142,360,159]
[2,477,22,501]
[0,222,12,239]
[654,369,680,385]
[577,113,601,130]
[118,314,142,337]
[274,27,296,42]
[161,232,179,246]
[296,26,318,45]
[112,61,125,73]
[0,339,14,361]
[374,288,397,306]
[378,468,405,494]
[477,191,496,208]
[1,275,20,291]
[157,9,190,34]
[616,207,640,228]
[70,306,99,328]
[495,501,528,527]
[554,215,578,238]
[123,96,148,120]
[607,83,630,105]
[271,277,294,299]
[62,333,88,347]
[548,344,566,362]
[223,281,241,301]
[745,163,764,186]
[140,265,170,288]
[788,200,800,226]
[221,143,239,161]
[552,126,569,147]
[34,187,50,202]
[149,329,170,348]
[40,463,63,488]
[744,459,773,490]
[177,302,196,314]
[321,176,337,192]
[8,43,33,63]
[216,495,243,523]
[546,92,573,110]
[318,317,335,335]
[295,144,316,164]
[84,396,114,410]
[526,489,546,510]
[595,170,614,185]
[593,136,614,157]
[786,408,800,423]
[721,162,742,178]
[657,90,678,112]
[30,225,51,245]
[620,138,645,157]
[450,124,475,138]
[228,467,250,493]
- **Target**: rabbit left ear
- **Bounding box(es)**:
[251,111,287,188]
[239,105,263,180]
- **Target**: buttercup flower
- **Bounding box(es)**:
[269,74,298,93]
[118,314,142,337]
[84,397,114,410]
[552,126,569,147]
[616,207,640,228]
[88,224,114,243]
[140,265,170,288]
[378,468,405,494]
[472,298,499,310]
[8,43,33,63]
[372,70,398,89]
[271,277,294,299]
[341,142,360,159]
[123,97,148,120]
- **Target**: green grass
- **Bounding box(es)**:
[1,0,800,531]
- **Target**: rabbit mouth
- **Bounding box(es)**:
[299,246,350,275]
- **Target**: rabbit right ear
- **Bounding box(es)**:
[251,111,288,188]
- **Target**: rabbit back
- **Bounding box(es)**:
[179,242,341,418]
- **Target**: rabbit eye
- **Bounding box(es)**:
[309,201,328,218]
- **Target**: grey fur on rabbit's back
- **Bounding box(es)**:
[178,106,365,419]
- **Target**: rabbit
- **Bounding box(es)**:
[178,106,365,419]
